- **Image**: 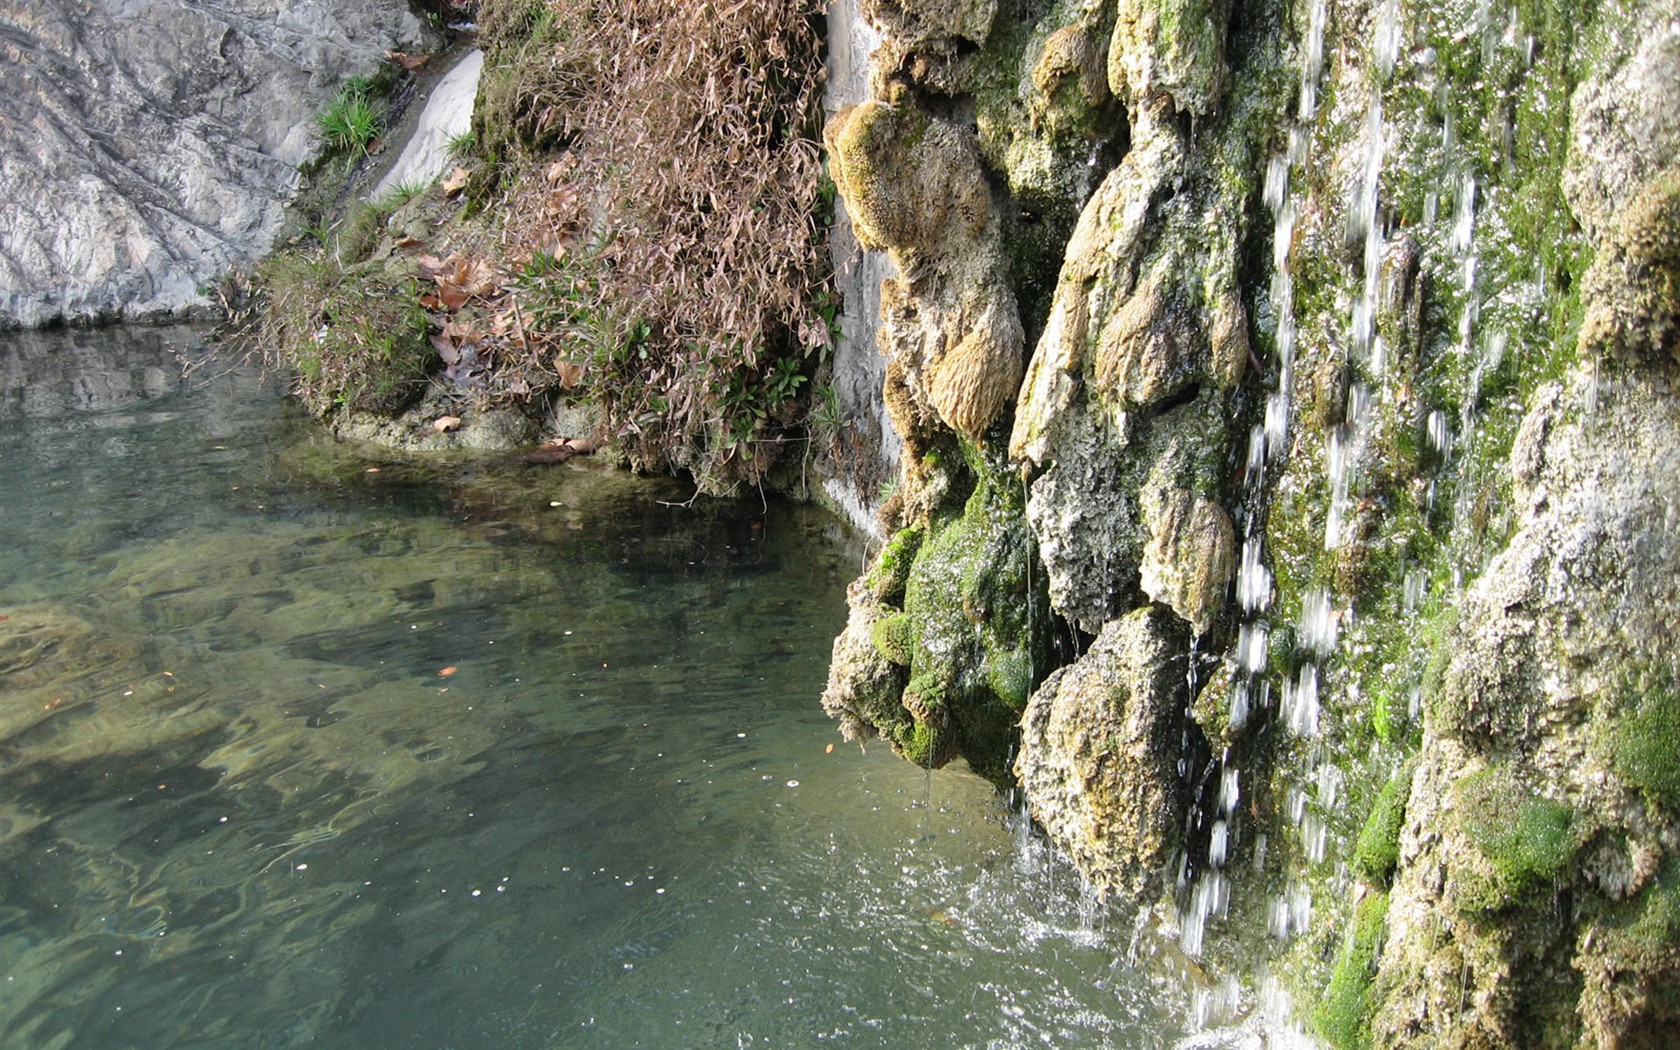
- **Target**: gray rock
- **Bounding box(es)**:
[1563,17,1680,242]
[0,0,427,327]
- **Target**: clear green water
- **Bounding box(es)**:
[0,326,1189,1049]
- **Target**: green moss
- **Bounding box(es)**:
[985,647,1033,709]
[1456,766,1577,911]
[871,612,916,666]
[1609,684,1680,811]
[1353,769,1410,884]
[1313,891,1389,1050]
[864,528,924,604]
[1618,857,1680,956]
[895,719,952,769]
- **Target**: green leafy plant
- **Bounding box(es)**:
[446,129,478,161]
[316,83,382,156]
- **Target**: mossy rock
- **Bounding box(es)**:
[1579,167,1680,371]
[870,612,916,666]
[1313,891,1389,1050]
[865,527,924,604]
[1608,683,1680,813]
[1452,765,1578,914]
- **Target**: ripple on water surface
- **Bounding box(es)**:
[0,326,1189,1049]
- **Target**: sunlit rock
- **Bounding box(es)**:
[1015,607,1192,900]
[1139,488,1236,637]
[0,0,428,326]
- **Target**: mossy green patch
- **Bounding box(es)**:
[871,612,916,667]
[1353,767,1411,884]
[1313,891,1389,1050]
[895,473,1051,785]
[1455,765,1577,912]
[865,527,924,604]
[1608,683,1680,812]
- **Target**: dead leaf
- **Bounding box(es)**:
[430,333,460,364]
[442,166,471,196]
[439,666,458,677]
[442,319,485,344]
[555,360,586,390]
[433,415,463,433]
[386,50,432,73]
[438,283,469,311]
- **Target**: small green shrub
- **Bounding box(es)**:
[254,251,434,417]
[446,129,478,161]
[379,179,432,207]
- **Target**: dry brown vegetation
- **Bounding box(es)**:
[236,0,834,492]
[470,0,836,485]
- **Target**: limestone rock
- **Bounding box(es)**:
[825,102,991,260]
[1015,607,1192,900]
[1094,274,1196,407]
[927,300,1026,441]
[0,0,427,327]
[1139,488,1235,636]
[1373,371,1680,1048]
[860,0,997,46]
[1011,103,1252,635]
[820,582,912,746]
[1578,167,1680,371]
[826,100,1025,449]
[1108,0,1231,115]
[1563,19,1680,243]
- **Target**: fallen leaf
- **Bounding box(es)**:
[430,333,461,364]
[825,743,834,753]
[555,360,586,390]
[433,415,463,433]
[365,467,381,473]
[386,50,432,73]
[439,666,458,677]
[438,283,469,310]
[442,166,471,196]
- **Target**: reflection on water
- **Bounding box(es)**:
[0,326,1189,1049]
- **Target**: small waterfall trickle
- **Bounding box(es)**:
[1171,0,1330,975]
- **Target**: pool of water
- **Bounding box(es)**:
[0,326,1194,1049]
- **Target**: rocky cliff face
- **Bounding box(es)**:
[0,0,428,327]
[821,0,1680,1043]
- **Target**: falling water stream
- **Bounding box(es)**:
[0,325,1195,1049]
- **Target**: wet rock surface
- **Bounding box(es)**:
[821,0,1680,1043]
[0,0,426,327]
[1015,607,1192,901]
